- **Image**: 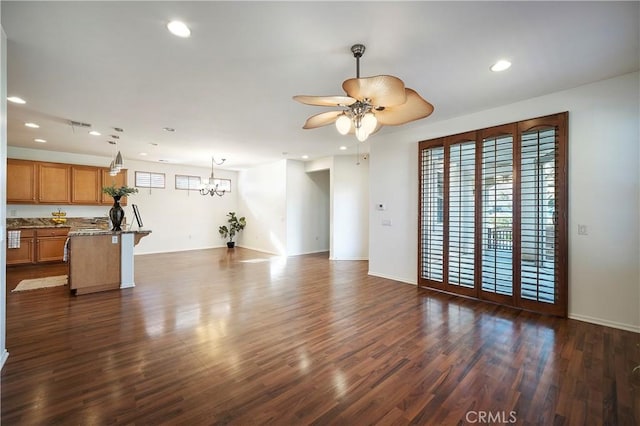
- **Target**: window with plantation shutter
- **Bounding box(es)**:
[175,175,202,191]
[481,131,514,299]
[135,171,165,189]
[420,146,444,283]
[448,140,476,290]
[418,113,568,317]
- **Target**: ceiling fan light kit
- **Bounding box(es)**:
[293,43,434,142]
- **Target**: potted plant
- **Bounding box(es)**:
[102,185,138,231]
[219,212,246,248]
[102,185,139,198]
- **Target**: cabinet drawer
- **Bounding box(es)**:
[35,228,69,237]
[7,229,35,238]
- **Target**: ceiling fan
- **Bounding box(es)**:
[293,44,434,142]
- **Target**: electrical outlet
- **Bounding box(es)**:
[112,235,119,244]
[382,219,392,226]
[577,224,588,235]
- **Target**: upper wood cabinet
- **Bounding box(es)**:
[101,168,129,206]
[7,159,129,205]
[7,159,37,203]
[72,166,101,204]
[38,163,71,204]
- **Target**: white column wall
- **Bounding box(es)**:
[369,72,640,332]
[237,160,287,255]
[331,155,369,260]
[1,20,9,369]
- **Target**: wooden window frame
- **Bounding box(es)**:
[418,112,568,317]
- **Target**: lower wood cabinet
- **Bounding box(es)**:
[36,228,69,262]
[6,228,69,265]
[6,229,36,265]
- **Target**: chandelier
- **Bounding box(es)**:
[200,156,226,197]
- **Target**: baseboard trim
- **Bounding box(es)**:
[367,271,417,286]
[0,349,9,370]
[329,257,368,261]
[569,313,640,333]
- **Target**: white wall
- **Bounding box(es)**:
[331,155,369,260]
[238,160,287,255]
[286,160,329,255]
[1,20,9,369]
[7,147,238,255]
[369,71,640,332]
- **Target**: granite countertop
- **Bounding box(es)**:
[7,217,151,237]
[8,217,110,231]
[68,229,151,236]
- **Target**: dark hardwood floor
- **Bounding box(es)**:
[2,248,639,425]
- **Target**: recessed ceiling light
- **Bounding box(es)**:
[8,96,26,104]
[339,146,347,150]
[301,155,309,159]
[25,122,39,128]
[139,152,148,156]
[88,130,101,136]
[490,59,512,72]
[162,127,175,132]
[167,21,191,38]
[34,138,46,143]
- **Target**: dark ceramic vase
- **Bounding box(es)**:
[109,196,125,231]
[227,241,235,248]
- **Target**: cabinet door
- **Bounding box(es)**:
[36,237,67,262]
[39,163,71,203]
[7,159,37,203]
[35,228,69,262]
[6,239,35,265]
[72,166,101,204]
[101,169,129,206]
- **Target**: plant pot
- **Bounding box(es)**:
[227,241,235,248]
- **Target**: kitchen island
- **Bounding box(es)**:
[67,228,151,295]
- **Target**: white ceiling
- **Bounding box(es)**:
[2,1,638,170]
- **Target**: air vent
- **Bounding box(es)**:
[69,120,91,128]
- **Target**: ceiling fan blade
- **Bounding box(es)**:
[293,95,356,107]
[342,75,407,106]
[302,110,343,129]
[375,88,434,126]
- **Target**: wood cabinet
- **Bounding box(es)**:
[6,228,68,265]
[101,168,129,206]
[38,163,71,204]
[35,228,69,262]
[69,234,121,295]
[7,159,37,203]
[6,229,36,265]
[7,159,128,205]
[72,166,101,204]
